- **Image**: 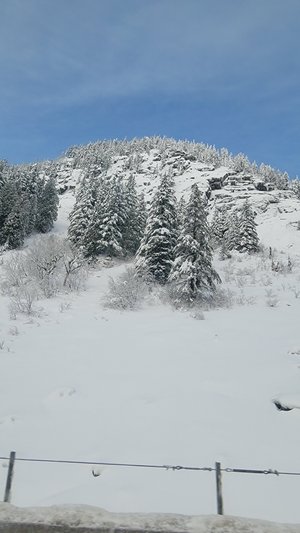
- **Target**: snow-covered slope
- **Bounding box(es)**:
[0,143,300,525]
[53,145,300,254]
[1,503,300,533]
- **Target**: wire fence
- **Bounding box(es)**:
[2,451,300,515]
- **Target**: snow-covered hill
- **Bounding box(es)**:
[52,142,300,253]
[1,503,300,533]
[0,139,300,525]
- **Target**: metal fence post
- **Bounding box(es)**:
[4,451,16,503]
[215,461,224,515]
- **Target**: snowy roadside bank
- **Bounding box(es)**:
[0,504,300,533]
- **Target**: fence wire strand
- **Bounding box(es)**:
[0,456,213,472]
[1,454,300,476]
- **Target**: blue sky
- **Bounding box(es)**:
[0,0,299,177]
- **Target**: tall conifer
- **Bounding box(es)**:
[135,174,177,284]
[168,184,220,304]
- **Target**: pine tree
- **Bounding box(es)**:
[135,174,177,284]
[0,181,19,234]
[82,177,108,257]
[95,177,128,257]
[122,176,146,255]
[21,190,37,236]
[291,178,300,200]
[35,176,59,233]
[0,160,8,187]
[1,199,25,249]
[68,174,99,251]
[226,208,240,252]
[168,184,220,304]
[210,206,229,249]
[236,199,259,253]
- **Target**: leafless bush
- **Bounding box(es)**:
[236,275,246,288]
[1,252,29,295]
[26,236,66,297]
[205,287,234,309]
[9,326,19,336]
[260,274,273,287]
[222,263,235,283]
[190,309,205,320]
[265,289,279,308]
[103,268,149,310]
[2,236,87,304]
[59,301,72,313]
[289,286,300,299]
[64,263,87,292]
[9,283,39,317]
[235,290,256,306]
[271,256,293,275]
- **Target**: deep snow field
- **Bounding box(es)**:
[0,192,300,524]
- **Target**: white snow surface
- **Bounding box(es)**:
[1,503,300,533]
[0,177,300,525]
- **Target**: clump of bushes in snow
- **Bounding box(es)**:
[103,267,150,310]
[1,235,87,316]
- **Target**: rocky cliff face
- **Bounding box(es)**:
[44,142,300,253]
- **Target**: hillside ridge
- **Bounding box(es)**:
[47,139,300,254]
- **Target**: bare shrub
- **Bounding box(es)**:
[235,290,256,306]
[26,236,65,297]
[9,284,39,316]
[236,275,246,288]
[222,263,235,283]
[103,268,149,310]
[205,287,234,309]
[59,301,71,313]
[289,286,300,299]
[265,289,279,308]
[9,326,19,336]
[190,309,205,320]
[2,236,87,306]
[260,274,272,287]
[271,256,293,275]
[1,252,29,295]
[64,262,87,291]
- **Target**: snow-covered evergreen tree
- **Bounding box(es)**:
[290,178,300,199]
[210,206,229,249]
[82,178,108,257]
[235,199,259,253]
[1,199,25,249]
[0,181,19,235]
[135,174,177,284]
[168,184,220,304]
[95,177,128,257]
[68,174,99,251]
[122,176,146,255]
[35,176,59,233]
[0,160,8,187]
[226,208,240,252]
